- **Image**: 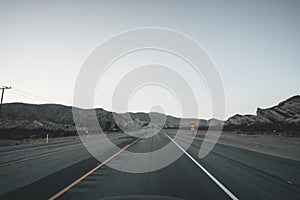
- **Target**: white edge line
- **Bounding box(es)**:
[165,134,239,200]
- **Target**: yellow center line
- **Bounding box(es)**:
[49,138,140,200]
[0,145,84,167]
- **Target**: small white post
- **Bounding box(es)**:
[46,134,49,144]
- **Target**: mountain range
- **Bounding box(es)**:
[0,95,299,139]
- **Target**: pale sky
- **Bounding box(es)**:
[0,0,299,120]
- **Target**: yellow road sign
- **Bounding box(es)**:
[189,121,195,126]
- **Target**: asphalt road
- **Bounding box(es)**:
[0,130,299,200]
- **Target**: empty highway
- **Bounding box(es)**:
[0,130,299,200]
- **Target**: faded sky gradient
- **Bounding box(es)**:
[0,0,299,119]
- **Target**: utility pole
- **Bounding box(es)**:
[0,86,11,114]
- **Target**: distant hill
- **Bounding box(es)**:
[0,95,299,139]
[0,103,207,139]
[0,103,113,139]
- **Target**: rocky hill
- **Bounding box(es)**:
[224,95,300,134]
[256,95,300,124]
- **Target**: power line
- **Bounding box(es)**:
[9,90,44,102]
[0,82,53,103]
[13,87,52,102]
[0,82,55,104]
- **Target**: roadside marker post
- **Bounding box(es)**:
[46,134,49,144]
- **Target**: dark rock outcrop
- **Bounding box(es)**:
[256,96,300,124]
[226,114,256,126]
[224,95,300,135]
